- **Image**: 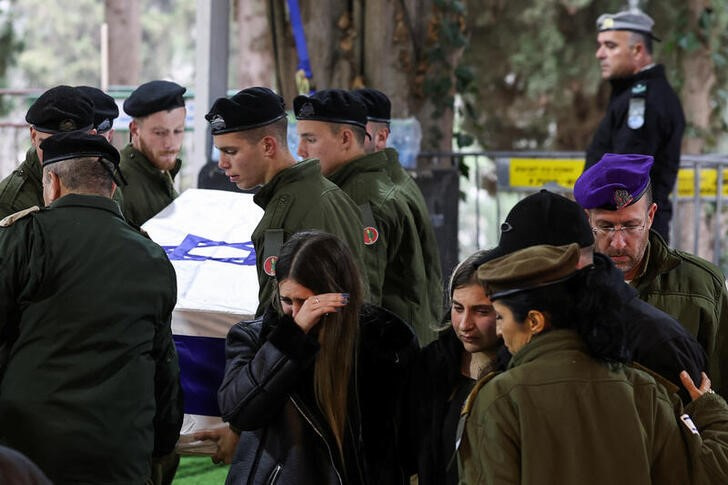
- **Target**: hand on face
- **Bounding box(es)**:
[293,293,350,333]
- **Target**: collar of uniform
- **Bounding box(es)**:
[630,229,681,289]
[508,329,588,369]
[121,143,182,180]
[252,158,321,209]
[326,150,390,187]
[609,64,665,95]
[23,148,43,185]
[47,192,124,219]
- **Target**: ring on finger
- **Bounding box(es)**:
[315,297,320,304]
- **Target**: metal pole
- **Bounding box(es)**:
[100,23,109,91]
[474,155,481,249]
[193,0,230,182]
[693,161,701,255]
[715,163,724,266]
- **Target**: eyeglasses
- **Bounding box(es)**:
[591,223,646,238]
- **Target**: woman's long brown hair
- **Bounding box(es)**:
[275,231,363,461]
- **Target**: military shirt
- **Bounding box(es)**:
[0,194,182,484]
[252,159,367,316]
[119,143,181,228]
[384,148,444,330]
[0,149,43,219]
[632,230,728,396]
[328,151,435,344]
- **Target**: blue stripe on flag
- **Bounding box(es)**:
[174,334,227,416]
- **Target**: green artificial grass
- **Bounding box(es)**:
[173,456,229,484]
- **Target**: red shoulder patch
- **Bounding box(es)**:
[363,226,379,245]
[263,255,278,276]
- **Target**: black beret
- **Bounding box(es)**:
[293,89,367,129]
[205,87,286,135]
[75,86,119,133]
[40,131,120,167]
[123,80,186,118]
[478,243,580,300]
[494,190,594,258]
[25,85,95,134]
[353,88,391,123]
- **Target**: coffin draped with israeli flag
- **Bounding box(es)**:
[142,188,263,455]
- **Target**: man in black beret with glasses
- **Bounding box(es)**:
[0,85,95,219]
[0,132,182,484]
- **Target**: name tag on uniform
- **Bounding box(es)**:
[680,413,699,435]
[628,98,645,129]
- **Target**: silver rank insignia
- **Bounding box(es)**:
[628,97,645,129]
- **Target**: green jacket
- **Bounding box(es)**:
[119,143,181,228]
[0,149,43,219]
[632,230,728,395]
[0,194,183,484]
[384,148,443,329]
[328,151,435,344]
[252,159,367,316]
[458,330,728,485]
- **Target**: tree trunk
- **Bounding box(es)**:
[104,0,141,86]
[677,0,716,257]
[681,0,714,155]
[235,0,275,88]
[269,0,463,154]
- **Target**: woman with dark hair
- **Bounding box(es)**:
[403,249,507,485]
[217,230,417,484]
[459,243,728,485]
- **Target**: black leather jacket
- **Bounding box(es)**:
[218,305,418,484]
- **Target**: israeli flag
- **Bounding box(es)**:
[143,188,262,455]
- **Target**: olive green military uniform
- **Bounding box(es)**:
[632,230,728,396]
[328,150,435,344]
[0,149,43,219]
[0,148,125,219]
[458,329,728,485]
[119,143,181,228]
[0,194,183,484]
[252,158,367,316]
[384,147,443,327]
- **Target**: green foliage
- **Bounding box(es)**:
[456,0,728,152]
[10,0,195,88]
[0,0,23,114]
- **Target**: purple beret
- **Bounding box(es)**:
[574,153,654,210]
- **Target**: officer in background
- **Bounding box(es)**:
[353,88,444,329]
[295,89,435,344]
[574,153,728,396]
[0,132,182,484]
[76,85,120,143]
[0,85,94,218]
[121,80,186,228]
[205,87,367,317]
[585,9,685,242]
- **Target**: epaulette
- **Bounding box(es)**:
[0,205,40,227]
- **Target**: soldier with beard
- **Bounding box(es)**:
[120,80,187,228]
[574,152,728,396]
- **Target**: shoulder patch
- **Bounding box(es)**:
[631,82,647,95]
[0,205,40,227]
